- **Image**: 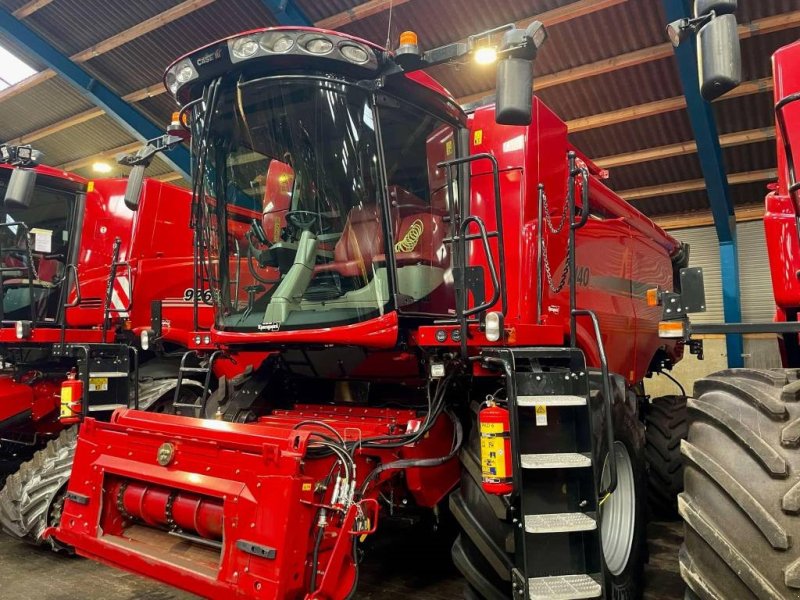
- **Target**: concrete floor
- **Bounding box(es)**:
[0,522,684,599]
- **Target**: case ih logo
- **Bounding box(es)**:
[196,48,223,66]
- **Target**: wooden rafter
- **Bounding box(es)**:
[619,169,777,201]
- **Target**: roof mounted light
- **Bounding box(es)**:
[231,36,259,60]
[260,32,294,53]
[303,36,334,55]
[340,43,370,64]
[166,58,198,94]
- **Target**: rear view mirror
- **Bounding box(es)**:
[4,168,37,209]
[697,13,741,101]
[124,164,146,211]
[496,58,534,125]
[495,21,547,126]
[694,0,737,17]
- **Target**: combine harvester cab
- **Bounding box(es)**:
[50,23,692,600]
[0,152,219,546]
[764,39,800,366]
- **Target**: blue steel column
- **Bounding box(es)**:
[0,7,191,180]
[259,0,312,25]
[662,0,744,367]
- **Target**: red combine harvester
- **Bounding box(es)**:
[670,8,800,595]
[0,147,217,547]
[47,24,698,599]
[764,40,800,367]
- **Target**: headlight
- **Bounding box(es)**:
[260,32,294,53]
[176,62,196,83]
[15,320,31,340]
[140,329,154,351]
[231,36,259,60]
[165,71,177,94]
[304,37,333,54]
[193,334,202,346]
[484,312,503,342]
[340,44,369,64]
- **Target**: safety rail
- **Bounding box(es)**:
[59,263,82,348]
[537,151,617,495]
[776,91,800,195]
[101,237,132,340]
[438,152,508,357]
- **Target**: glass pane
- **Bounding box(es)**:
[0,178,73,323]
[378,104,456,316]
[197,79,390,332]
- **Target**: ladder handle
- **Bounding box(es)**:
[461,216,501,317]
[571,308,617,497]
[571,166,591,230]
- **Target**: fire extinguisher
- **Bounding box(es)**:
[479,398,513,495]
[60,371,83,424]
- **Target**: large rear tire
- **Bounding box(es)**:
[645,395,688,520]
[0,426,76,550]
[680,368,800,599]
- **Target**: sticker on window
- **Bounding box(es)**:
[30,228,52,253]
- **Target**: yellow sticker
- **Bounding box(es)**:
[473,130,483,146]
[273,218,281,242]
[480,436,506,479]
[87,181,95,192]
[302,482,312,492]
[89,377,108,392]
[480,421,504,435]
[535,405,547,427]
[445,139,454,156]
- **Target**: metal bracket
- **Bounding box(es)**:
[236,540,277,559]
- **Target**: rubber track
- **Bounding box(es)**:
[0,427,76,549]
[680,368,800,598]
[644,395,687,519]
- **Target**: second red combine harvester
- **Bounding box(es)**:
[48,23,697,599]
[0,147,217,547]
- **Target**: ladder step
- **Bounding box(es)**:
[88,403,126,412]
[528,574,602,600]
[521,453,591,469]
[517,395,586,407]
[180,367,209,373]
[89,372,129,378]
[524,512,596,534]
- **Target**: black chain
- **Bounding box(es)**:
[540,188,571,294]
[23,231,38,281]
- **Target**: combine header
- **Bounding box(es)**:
[48,22,695,599]
[0,147,217,546]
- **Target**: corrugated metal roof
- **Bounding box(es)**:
[0,0,794,221]
[23,0,179,56]
[33,114,136,166]
[0,76,92,141]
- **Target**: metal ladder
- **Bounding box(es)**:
[483,347,604,600]
[172,350,221,417]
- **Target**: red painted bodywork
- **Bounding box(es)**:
[51,406,458,599]
[0,174,212,432]
[765,41,800,314]
[54,26,686,599]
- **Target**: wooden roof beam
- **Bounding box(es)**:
[596,126,775,169]
[58,141,142,172]
[6,107,104,144]
[653,204,765,230]
[566,77,773,133]
[71,0,216,63]
[619,169,777,201]
[12,0,53,19]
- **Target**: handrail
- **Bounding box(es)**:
[572,308,617,497]
[461,216,501,317]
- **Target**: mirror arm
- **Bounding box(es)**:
[117,133,185,168]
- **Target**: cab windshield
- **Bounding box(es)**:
[197,77,456,332]
[0,173,76,324]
